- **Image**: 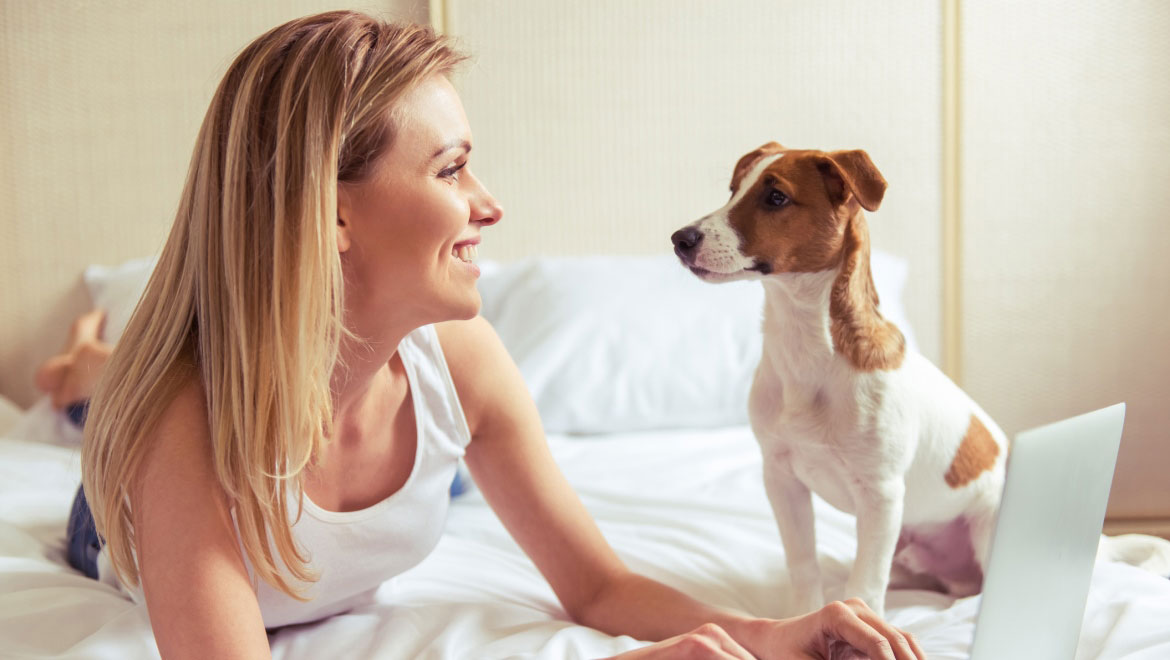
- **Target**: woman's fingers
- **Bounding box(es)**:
[819,601,895,660]
[665,623,754,660]
[695,622,756,660]
[825,599,924,660]
[607,624,755,660]
[845,600,924,660]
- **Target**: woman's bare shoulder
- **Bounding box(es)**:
[433,316,497,362]
[152,374,211,443]
[433,317,534,437]
[433,317,517,386]
[132,373,217,497]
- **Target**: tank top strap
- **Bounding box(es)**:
[398,324,472,453]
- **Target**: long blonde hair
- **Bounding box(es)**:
[82,11,466,599]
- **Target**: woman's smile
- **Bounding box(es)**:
[338,75,501,325]
[450,240,481,276]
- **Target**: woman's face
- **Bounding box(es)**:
[337,75,502,330]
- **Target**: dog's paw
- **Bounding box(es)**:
[840,591,885,619]
[791,588,825,616]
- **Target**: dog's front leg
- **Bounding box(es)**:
[763,464,824,615]
[846,480,905,618]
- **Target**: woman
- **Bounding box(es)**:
[61,11,923,659]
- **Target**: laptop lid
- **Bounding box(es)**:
[969,403,1126,660]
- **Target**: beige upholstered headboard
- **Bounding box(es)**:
[4,1,1169,532]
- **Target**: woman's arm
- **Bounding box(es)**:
[436,317,923,660]
[129,380,271,659]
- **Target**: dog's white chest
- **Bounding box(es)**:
[781,438,861,515]
[752,381,874,515]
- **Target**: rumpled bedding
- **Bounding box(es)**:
[3,422,1170,659]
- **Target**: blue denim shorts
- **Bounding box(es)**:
[66,487,103,580]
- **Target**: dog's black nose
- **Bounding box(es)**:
[671,227,703,259]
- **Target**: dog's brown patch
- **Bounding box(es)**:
[729,151,854,274]
[828,212,906,371]
[945,415,1000,488]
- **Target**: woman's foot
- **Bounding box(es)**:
[34,309,113,409]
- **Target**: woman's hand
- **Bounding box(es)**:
[609,599,925,660]
[604,623,755,659]
[755,598,926,659]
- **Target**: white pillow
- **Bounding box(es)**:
[80,252,917,435]
[477,252,916,434]
[0,395,23,437]
[3,398,84,446]
[83,255,158,344]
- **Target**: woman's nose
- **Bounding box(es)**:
[470,173,503,226]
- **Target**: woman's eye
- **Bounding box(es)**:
[766,189,789,207]
[439,162,466,181]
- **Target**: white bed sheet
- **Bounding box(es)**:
[2,425,1170,659]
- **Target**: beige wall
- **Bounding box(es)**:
[0,0,425,407]
[442,0,1170,526]
[3,2,1167,525]
[449,0,945,367]
[961,1,1170,521]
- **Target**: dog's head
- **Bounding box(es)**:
[671,142,887,283]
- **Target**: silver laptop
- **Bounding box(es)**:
[969,403,1127,660]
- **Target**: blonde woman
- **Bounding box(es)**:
[67,11,925,660]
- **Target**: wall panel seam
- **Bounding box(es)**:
[941,0,962,384]
[429,0,447,33]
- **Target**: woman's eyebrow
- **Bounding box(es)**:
[431,139,471,160]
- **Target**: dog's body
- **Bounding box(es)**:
[672,142,1008,617]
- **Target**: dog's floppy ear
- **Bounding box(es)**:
[815,150,887,212]
[731,141,786,191]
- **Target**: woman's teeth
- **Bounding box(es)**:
[453,244,478,263]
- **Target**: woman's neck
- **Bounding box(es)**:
[329,314,414,422]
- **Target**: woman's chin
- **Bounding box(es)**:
[445,291,482,322]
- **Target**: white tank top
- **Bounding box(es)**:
[99,324,472,630]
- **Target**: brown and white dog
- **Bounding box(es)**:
[671,142,1008,617]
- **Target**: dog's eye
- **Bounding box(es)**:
[765,189,790,208]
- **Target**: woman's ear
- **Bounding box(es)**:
[336,187,353,254]
[336,215,352,254]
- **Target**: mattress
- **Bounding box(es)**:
[3,420,1170,659]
